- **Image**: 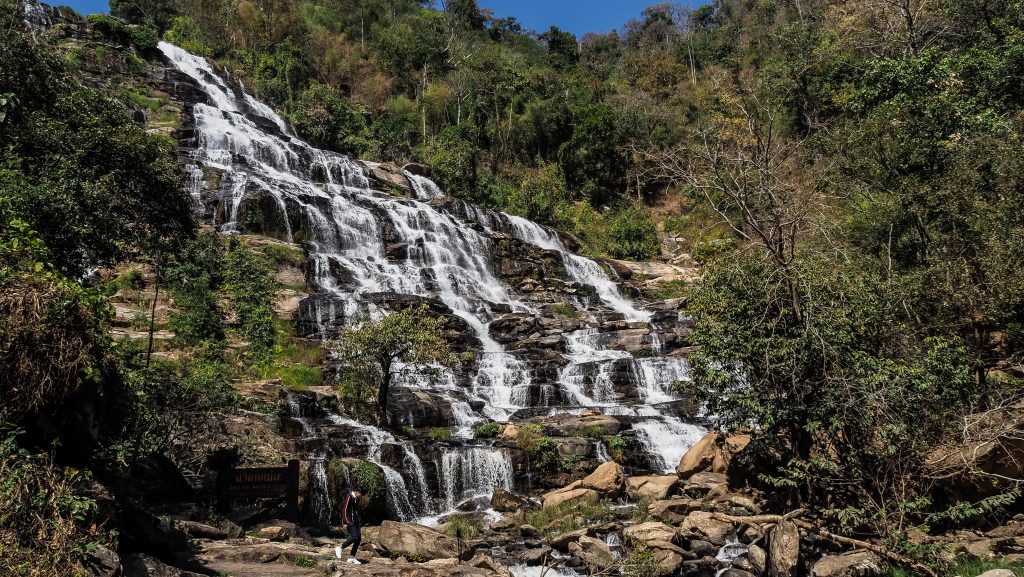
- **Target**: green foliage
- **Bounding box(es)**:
[623,546,660,577]
[524,494,611,539]
[351,461,385,498]
[87,14,159,51]
[428,427,451,441]
[163,17,213,56]
[291,83,368,156]
[0,429,105,577]
[330,305,455,426]
[293,556,317,568]
[604,204,661,260]
[473,422,502,439]
[0,24,193,278]
[223,238,277,358]
[632,497,651,523]
[547,303,576,318]
[442,516,482,540]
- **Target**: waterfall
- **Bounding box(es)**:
[308,456,331,529]
[438,447,514,511]
[159,40,709,511]
[404,171,444,200]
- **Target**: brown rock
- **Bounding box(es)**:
[811,551,883,577]
[680,511,734,546]
[491,488,530,513]
[580,462,626,497]
[624,522,680,545]
[627,475,679,501]
[175,520,228,540]
[677,432,719,478]
[768,521,801,577]
[748,544,767,576]
[648,497,703,524]
[542,486,599,509]
[375,520,459,560]
[571,535,615,568]
[684,471,729,497]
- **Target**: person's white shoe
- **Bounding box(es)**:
[347,557,362,565]
[334,545,343,559]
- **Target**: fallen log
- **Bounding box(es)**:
[708,510,937,577]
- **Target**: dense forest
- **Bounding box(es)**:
[1,0,1023,575]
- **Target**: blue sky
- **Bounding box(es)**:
[57,0,686,37]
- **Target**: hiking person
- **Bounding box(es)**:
[335,487,364,565]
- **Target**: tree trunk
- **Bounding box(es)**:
[377,361,393,427]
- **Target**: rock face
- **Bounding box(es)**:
[580,462,626,497]
[768,521,801,577]
[374,520,459,560]
[627,475,679,501]
[811,552,883,577]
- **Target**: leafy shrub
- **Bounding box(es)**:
[223,238,276,359]
[605,204,661,260]
[294,556,317,568]
[428,427,452,441]
[474,422,503,439]
[163,16,213,56]
[86,14,158,51]
[291,84,368,156]
[0,429,107,577]
[351,461,385,498]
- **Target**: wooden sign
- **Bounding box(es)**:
[217,459,300,522]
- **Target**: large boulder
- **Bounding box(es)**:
[627,475,679,501]
[680,511,734,546]
[811,552,884,577]
[624,522,681,545]
[648,497,703,524]
[648,540,689,577]
[748,544,768,576]
[677,432,719,478]
[682,471,729,498]
[768,521,801,577]
[374,520,459,560]
[580,462,626,497]
[491,488,531,513]
[570,535,615,568]
[542,486,600,509]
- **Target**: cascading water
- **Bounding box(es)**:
[160,41,707,520]
[308,456,331,529]
[438,447,514,511]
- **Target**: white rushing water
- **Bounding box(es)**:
[160,40,707,518]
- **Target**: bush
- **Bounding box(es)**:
[290,84,368,157]
[351,461,385,498]
[428,427,452,441]
[86,14,158,51]
[605,204,661,260]
[474,422,502,439]
[0,430,106,577]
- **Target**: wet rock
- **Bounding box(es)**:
[536,413,623,437]
[680,511,734,546]
[648,540,689,576]
[689,539,718,559]
[580,462,626,498]
[768,521,801,577]
[624,522,681,545]
[721,569,757,577]
[515,545,552,565]
[550,528,591,552]
[811,551,883,577]
[627,475,679,501]
[491,489,531,513]
[375,520,459,560]
[519,524,541,538]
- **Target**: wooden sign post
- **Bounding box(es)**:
[217,459,300,522]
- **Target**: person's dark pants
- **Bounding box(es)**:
[341,523,361,556]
